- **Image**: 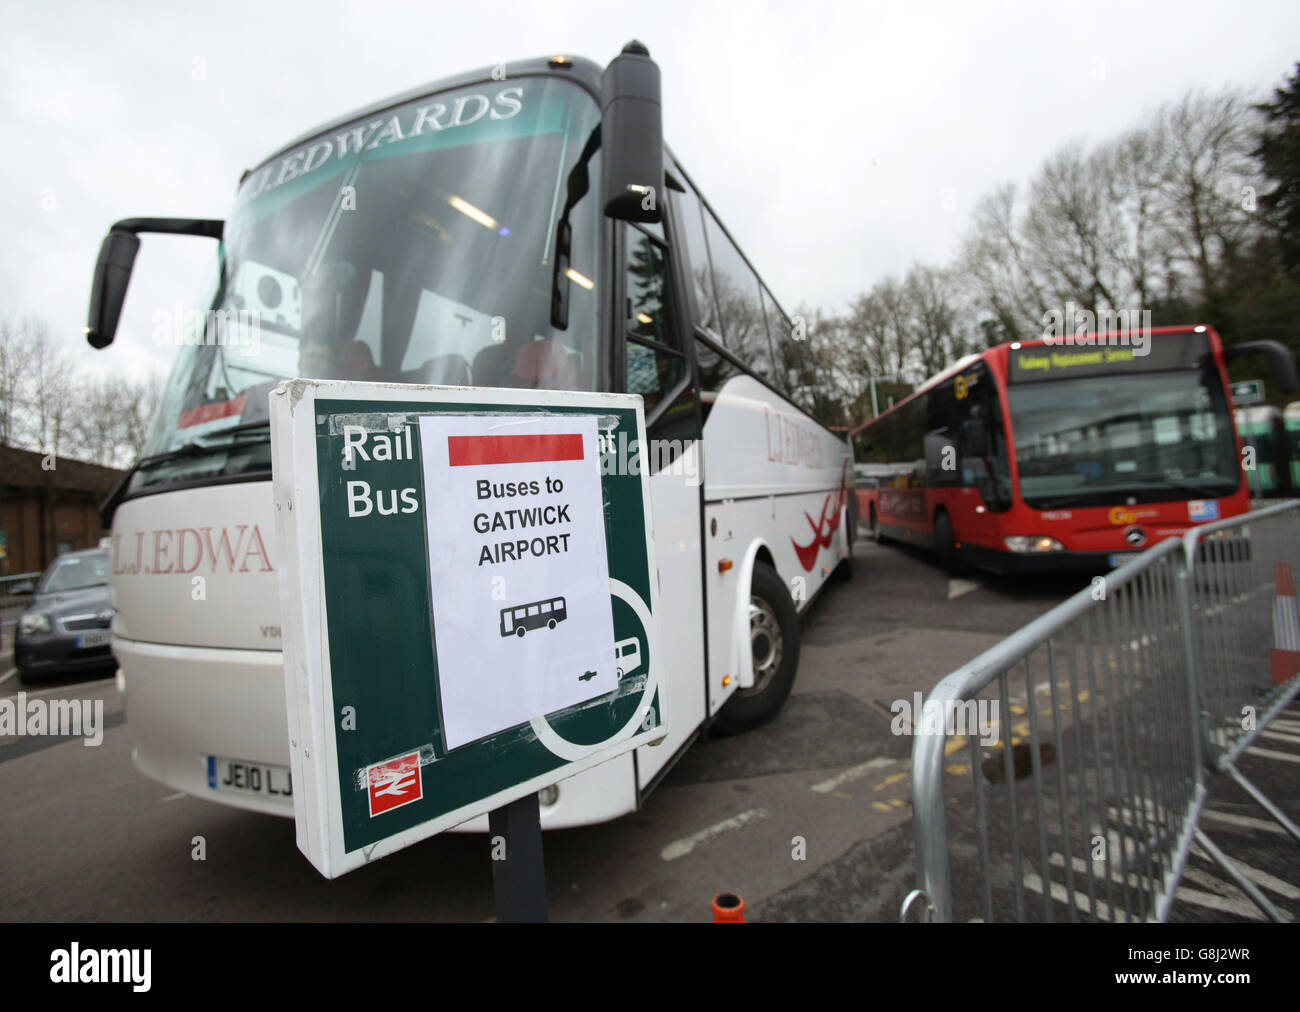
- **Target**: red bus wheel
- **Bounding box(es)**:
[934,511,961,573]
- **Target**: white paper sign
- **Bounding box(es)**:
[418,413,617,750]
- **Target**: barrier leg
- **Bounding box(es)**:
[1219,760,1300,845]
[1191,828,1287,923]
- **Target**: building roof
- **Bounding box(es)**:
[0,445,126,495]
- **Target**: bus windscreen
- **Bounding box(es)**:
[133,76,604,496]
[1007,368,1238,508]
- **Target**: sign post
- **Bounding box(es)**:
[488,793,547,922]
[269,380,665,885]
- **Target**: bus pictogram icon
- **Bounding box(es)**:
[500,596,567,637]
[615,636,642,677]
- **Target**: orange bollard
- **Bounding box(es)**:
[712,892,745,922]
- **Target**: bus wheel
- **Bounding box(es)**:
[715,564,800,733]
[934,511,960,573]
[516,626,526,638]
[868,502,889,541]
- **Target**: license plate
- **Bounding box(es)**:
[206,756,293,798]
[76,630,111,648]
[1109,553,1140,567]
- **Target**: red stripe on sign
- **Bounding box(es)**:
[178,395,248,429]
[448,433,584,466]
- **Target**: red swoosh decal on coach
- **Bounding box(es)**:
[791,462,850,572]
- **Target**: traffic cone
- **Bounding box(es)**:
[712,893,745,922]
[1271,563,1300,685]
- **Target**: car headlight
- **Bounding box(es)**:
[19,612,52,635]
[1004,536,1065,553]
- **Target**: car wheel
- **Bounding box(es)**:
[714,564,801,733]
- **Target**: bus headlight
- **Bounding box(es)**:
[539,785,559,808]
[1004,536,1064,553]
[19,612,51,635]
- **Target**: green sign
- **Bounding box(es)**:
[1231,380,1264,405]
[271,380,665,879]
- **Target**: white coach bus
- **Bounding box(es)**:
[85,43,854,828]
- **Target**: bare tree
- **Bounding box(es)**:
[0,313,158,468]
[19,318,75,458]
[0,315,36,447]
[1149,88,1265,302]
[958,84,1268,339]
[906,264,962,378]
[67,373,162,468]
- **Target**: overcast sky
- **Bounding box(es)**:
[3,0,1298,383]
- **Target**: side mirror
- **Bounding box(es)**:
[600,41,663,223]
[85,217,223,349]
[86,230,141,349]
[1225,339,1300,393]
[10,581,35,596]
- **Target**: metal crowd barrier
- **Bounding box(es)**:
[903,501,1300,923]
[1185,502,1300,851]
[0,571,40,607]
[1,572,40,647]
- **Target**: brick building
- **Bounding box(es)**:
[0,446,126,575]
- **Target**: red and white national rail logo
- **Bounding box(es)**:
[366,751,423,817]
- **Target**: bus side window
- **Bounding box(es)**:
[701,209,775,381]
[925,381,958,487]
[670,183,720,340]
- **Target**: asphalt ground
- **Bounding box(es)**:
[1,534,1295,923]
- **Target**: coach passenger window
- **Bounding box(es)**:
[702,212,775,381]
[671,184,721,339]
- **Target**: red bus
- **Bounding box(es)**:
[849,325,1297,573]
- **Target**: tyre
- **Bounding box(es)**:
[870,504,890,545]
[833,508,854,581]
[714,563,801,733]
[934,510,960,573]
